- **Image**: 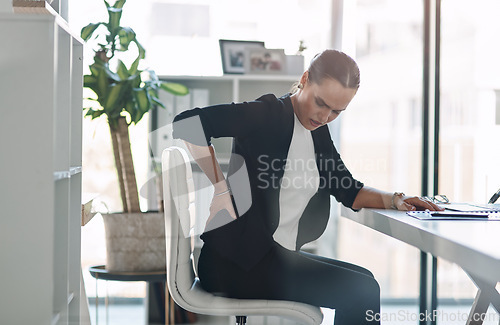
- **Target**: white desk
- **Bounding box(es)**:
[340,207,500,325]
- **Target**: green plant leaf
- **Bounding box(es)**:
[129,57,140,75]
[95,111,105,118]
[84,108,95,117]
[124,100,135,115]
[81,23,103,41]
[132,72,142,88]
[150,95,165,108]
[148,70,159,83]
[107,7,123,32]
[134,111,146,124]
[93,110,105,119]
[160,82,189,96]
[133,39,146,59]
[147,88,164,108]
[83,75,97,86]
[105,32,114,48]
[84,108,105,119]
[105,68,121,83]
[116,59,130,79]
[124,101,142,124]
[89,64,99,76]
[83,82,99,98]
[96,66,109,100]
[133,88,150,113]
[113,0,126,9]
[104,83,122,111]
[148,88,159,97]
[118,27,136,51]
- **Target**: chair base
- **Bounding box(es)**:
[236,315,247,325]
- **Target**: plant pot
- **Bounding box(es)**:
[102,211,165,272]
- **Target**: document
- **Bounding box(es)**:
[439,202,500,212]
[407,207,500,220]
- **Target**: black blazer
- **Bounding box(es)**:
[173,93,363,271]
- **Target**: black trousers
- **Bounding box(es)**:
[198,242,381,325]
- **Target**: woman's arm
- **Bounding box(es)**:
[182,141,237,224]
[184,142,228,194]
[351,186,443,211]
[171,100,273,227]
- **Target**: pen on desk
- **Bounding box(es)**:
[488,187,500,204]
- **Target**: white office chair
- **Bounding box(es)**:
[162,146,323,325]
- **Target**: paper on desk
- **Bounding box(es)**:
[407,210,500,220]
[438,202,500,212]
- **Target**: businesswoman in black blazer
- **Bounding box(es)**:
[172,49,442,324]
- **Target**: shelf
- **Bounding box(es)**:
[0,7,83,324]
[162,74,301,82]
[53,166,82,181]
[69,166,82,176]
[3,2,82,43]
[53,171,71,181]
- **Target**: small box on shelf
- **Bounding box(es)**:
[12,0,54,14]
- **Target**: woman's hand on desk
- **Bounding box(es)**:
[395,195,444,212]
[352,187,445,211]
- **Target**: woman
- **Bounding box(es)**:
[172,49,442,324]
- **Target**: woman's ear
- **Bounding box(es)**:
[300,71,309,86]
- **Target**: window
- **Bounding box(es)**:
[436,0,500,307]
[439,0,500,204]
[338,0,423,303]
[69,0,335,305]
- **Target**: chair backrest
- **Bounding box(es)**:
[162,146,197,306]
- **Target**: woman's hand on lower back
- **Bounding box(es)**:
[204,191,238,232]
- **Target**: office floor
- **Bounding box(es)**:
[88,300,500,325]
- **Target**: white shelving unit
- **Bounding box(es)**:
[160,74,300,107]
[0,3,83,325]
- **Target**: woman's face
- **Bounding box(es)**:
[291,71,357,131]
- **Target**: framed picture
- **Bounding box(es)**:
[244,48,287,75]
[219,39,265,74]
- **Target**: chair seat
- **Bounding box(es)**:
[174,278,323,325]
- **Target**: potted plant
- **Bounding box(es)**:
[81,0,188,272]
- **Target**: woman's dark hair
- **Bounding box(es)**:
[308,49,360,89]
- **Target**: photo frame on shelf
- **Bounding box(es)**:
[244,48,287,75]
[219,39,265,74]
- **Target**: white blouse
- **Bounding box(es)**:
[273,113,320,250]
